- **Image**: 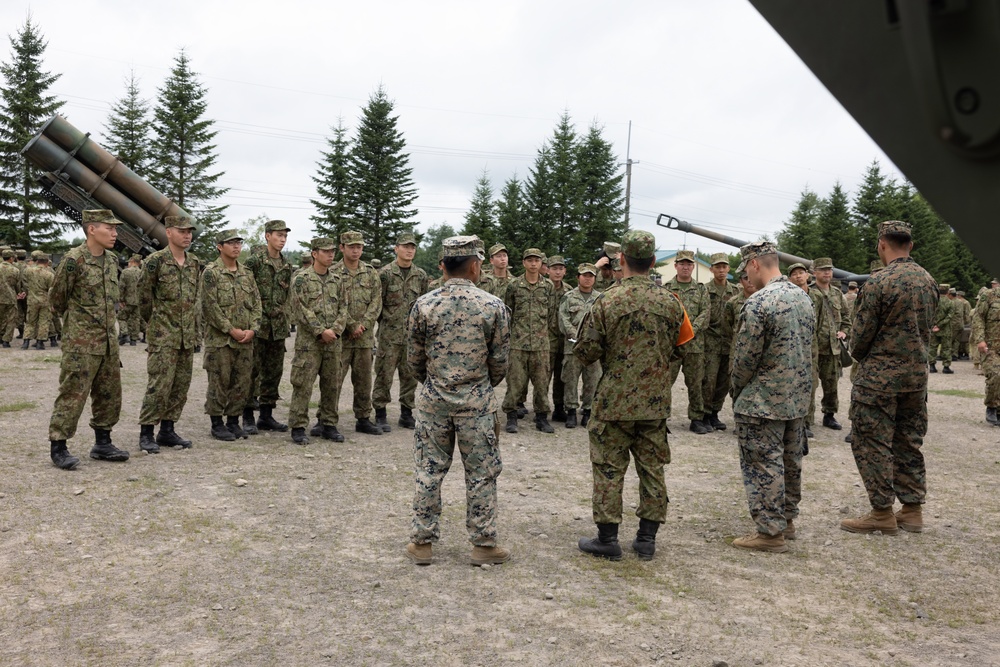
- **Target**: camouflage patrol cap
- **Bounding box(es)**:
[848,281,858,288]
[15,249,26,259]
[443,235,485,259]
[215,229,243,245]
[958,290,965,296]
[709,252,729,266]
[603,241,621,257]
[674,249,695,263]
[340,230,364,246]
[813,257,834,270]
[522,247,544,260]
[369,259,382,269]
[35,252,49,262]
[786,262,808,275]
[546,255,566,267]
[82,209,122,225]
[1,249,12,259]
[164,215,194,229]
[949,287,957,295]
[261,219,289,233]
[310,237,336,250]
[30,250,42,260]
[577,263,598,276]
[622,230,656,259]
[736,241,777,274]
[992,278,999,285]
[878,220,912,238]
[938,283,950,292]
[489,243,508,258]
[395,232,417,246]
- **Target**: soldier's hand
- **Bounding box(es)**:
[978,341,989,355]
[836,331,847,340]
[229,327,245,341]
[243,330,255,343]
[352,325,365,339]
[932,326,940,333]
[321,329,338,344]
[595,256,609,269]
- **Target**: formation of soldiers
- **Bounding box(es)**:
[0,246,63,350]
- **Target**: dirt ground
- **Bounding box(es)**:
[1,338,998,667]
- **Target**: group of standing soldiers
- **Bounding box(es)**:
[0,245,62,350]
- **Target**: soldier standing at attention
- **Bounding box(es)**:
[546,255,569,423]
[118,256,142,345]
[666,250,711,434]
[287,238,347,445]
[844,281,859,319]
[332,231,383,436]
[575,230,688,561]
[14,248,27,339]
[136,215,201,453]
[811,258,850,430]
[503,248,556,434]
[841,221,937,536]
[972,280,1000,425]
[929,283,954,373]
[201,230,262,441]
[22,251,55,349]
[242,220,293,435]
[0,249,16,347]
[373,232,428,432]
[48,209,129,470]
[702,252,739,431]
[485,243,513,298]
[406,236,511,566]
[730,243,814,553]
[558,263,602,428]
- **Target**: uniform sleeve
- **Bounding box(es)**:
[849,281,880,362]
[378,267,390,324]
[573,298,605,366]
[730,299,765,400]
[558,293,574,337]
[361,271,382,331]
[48,255,77,317]
[691,285,710,335]
[201,268,234,334]
[138,258,156,322]
[973,295,988,345]
[406,301,427,383]
[837,289,851,335]
[249,276,262,332]
[292,274,322,338]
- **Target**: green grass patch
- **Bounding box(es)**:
[41,355,61,363]
[0,401,36,413]
[929,389,984,399]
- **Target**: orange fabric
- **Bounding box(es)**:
[677,309,694,346]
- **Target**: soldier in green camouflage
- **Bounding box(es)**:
[331,231,383,436]
[288,238,348,445]
[0,249,16,347]
[594,241,620,293]
[730,242,815,553]
[666,250,711,433]
[844,281,859,319]
[952,289,972,360]
[702,252,739,431]
[812,257,851,429]
[242,220,294,434]
[118,255,142,345]
[485,243,513,298]
[972,280,1000,425]
[929,283,954,373]
[14,248,27,338]
[842,221,937,536]
[200,230,262,441]
[137,215,202,453]
[405,236,511,567]
[546,255,570,422]
[575,230,687,561]
[21,252,55,349]
[558,263,602,428]
[373,232,428,432]
[48,209,130,470]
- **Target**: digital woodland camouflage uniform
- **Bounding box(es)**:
[972,283,1000,423]
[21,253,54,345]
[666,251,710,428]
[811,257,850,425]
[730,243,814,548]
[118,260,142,343]
[702,253,739,428]
[406,236,511,564]
[559,264,602,420]
[930,284,954,371]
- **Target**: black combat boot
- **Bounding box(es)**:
[0,341,8,348]
[505,411,518,433]
[707,412,726,431]
[845,430,853,443]
[565,409,577,429]
[580,408,591,427]
[241,408,259,436]
[119,333,127,346]
[398,406,416,429]
[516,403,528,419]
[552,403,567,422]
[356,418,382,435]
[49,336,58,348]
[257,405,288,432]
[157,420,192,448]
[129,336,136,346]
[578,523,623,561]
[689,420,709,435]
[987,407,999,425]
[21,339,30,349]
[535,412,555,433]
[375,407,391,433]
[35,339,45,350]
[50,440,79,470]
[211,416,236,441]
[309,420,323,437]
[929,362,937,373]
[139,424,159,454]
[321,425,345,442]
[90,429,129,462]
[942,366,954,374]
[227,415,247,439]
[291,427,309,445]
[823,413,843,430]
[631,518,660,561]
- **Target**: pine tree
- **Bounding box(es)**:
[815,181,859,272]
[574,122,624,266]
[151,49,228,258]
[524,113,582,256]
[0,16,65,250]
[461,168,498,249]
[347,85,418,261]
[777,188,823,260]
[495,175,530,261]
[906,189,954,281]
[413,223,456,278]
[850,160,905,271]
[310,117,353,242]
[103,69,154,176]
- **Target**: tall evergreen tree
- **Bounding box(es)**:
[151,49,228,258]
[524,113,582,256]
[310,117,353,242]
[347,85,418,261]
[413,223,456,278]
[0,17,65,250]
[815,181,859,271]
[905,189,954,281]
[103,69,154,176]
[495,175,530,261]
[777,188,823,260]
[574,122,624,266]
[461,168,498,250]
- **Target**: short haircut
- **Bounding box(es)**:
[881,232,913,249]
[442,256,478,277]
[623,254,654,273]
[756,254,779,270]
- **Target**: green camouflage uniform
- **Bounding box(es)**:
[731,270,814,537]
[952,296,971,358]
[22,262,54,341]
[200,257,262,418]
[850,242,937,510]
[14,255,27,335]
[373,260,429,411]
[558,285,602,410]
[703,278,739,415]
[0,256,19,343]
[972,286,1000,409]
[288,264,347,430]
[243,248,293,408]
[575,267,685,525]
[138,246,202,425]
[502,271,554,414]
[407,262,511,547]
[334,258,382,422]
[118,264,142,340]
[666,275,710,421]
[930,288,955,366]
[548,278,569,411]
[813,282,851,415]
[48,243,122,441]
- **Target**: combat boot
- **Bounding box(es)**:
[805,425,815,439]
[942,366,954,374]
[929,362,937,373]
[516,403,528,419]
[702,417,715,433]
[470,545,510,565]
[840,507,899,535]
[895,503,923,533]
[118,333,126,345]
[535,412,555,433]
[505,411,518,433]
[138,424,159,454]
[552,403,567,422]
[631,518,660,560]
[129,337,136,346]
[90,429,129,462]
[290,427,309,445]
[321,425,345,442]
[50,440,79,470]
[987,407,998,425]
[578,523,623,561]
[823,413,843,430]
[309,420,323,437]
[398,406,416,430]
[35,339,45,350]
[845,430,853,443]
[375,407,391,433]
[211,416,236,441]
[580,409,591,427]
[356,418,382,435]
[49,336,58,348]
[156,420,192,448]
[226,415,247,439]
[707,412,726,431]
[0,341,8,348]
[565,409,577,428]
[21,339,29,349]
[732,532,788,553]
[782,519,797,540]
[689,420,709,435]
[406,542,433,565]
[256,405,287,432]
[241,408,259,435]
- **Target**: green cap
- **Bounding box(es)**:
[787,262,808,275]
[443,235,485,259]
[369,258,382,269]
[489,243,508,258]
[577,263,598,276]
[1,249,12,259]
[396,232,417,246]
[522,247,544,260]
[265,219,291,233]
[621,230,656,260]
[848,281,858,288]
[15,249,25,259]
[674,249,695,263]
[603,241,621,256]
[939,283,951,292]
[546,255,566,267]
[30,250,42,260]
[311,237,336,250]
[35,252,49,261]
[340,230,364,245]
[82,209,122,225]
[165,215,196,230]
[813,257,834,270]
[709,252,729,266]
[215,229,243,245]
[878,220,912,238]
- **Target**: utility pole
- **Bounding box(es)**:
[623,120,638,231]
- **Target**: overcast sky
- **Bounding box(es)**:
[2,0,902,257]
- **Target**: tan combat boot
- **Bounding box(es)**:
[732,532,788,553]
[782,519,797,540]
[470,545,510,565]
[895,503,924,533]
[406,542,432,566]
[840,507,899,535]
